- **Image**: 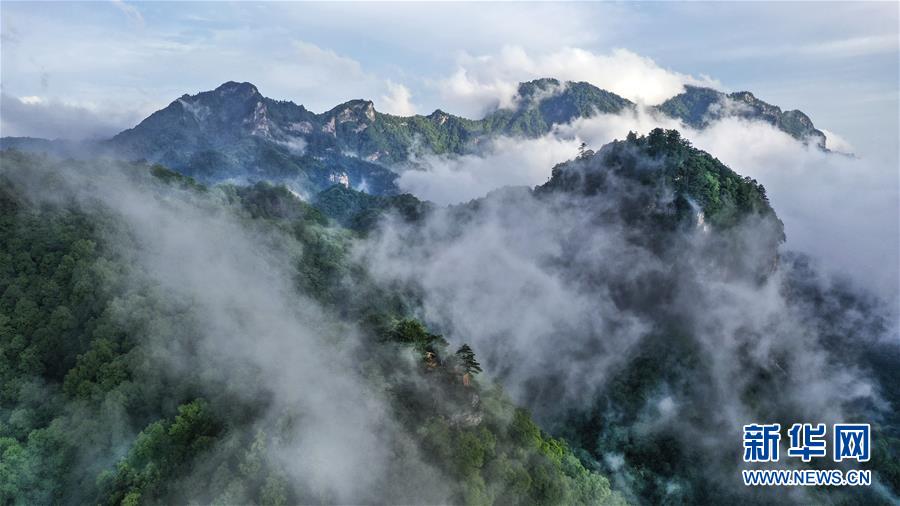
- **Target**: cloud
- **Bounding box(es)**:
[435,46,721,117]
[0,92,144,140]
[378,81,417,116]
[394,106,671,205]
[4,157,451,504]
[1,1,894,149]
[291,40,365,79]
[358,144,888,500]
[110,0,144,29]
[682,118,899,307]
[392,107,899,307]
[252,39,381,108]
[718,33,899,61]
[0,32,418,139]
[798,33,897,58]
[397,135,579,205]
[820,128,855,154]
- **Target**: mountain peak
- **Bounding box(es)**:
[341,98,375,108]
[325,99,376,123]
[657,86,826,148]
[214,81,260,95]
[518,77,562,92]
[729,90,757,102]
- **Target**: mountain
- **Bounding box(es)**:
[656,85,827,148]
[351,129,896,505]
[2,79,830,195]
[107,82,400,194]
[312,184,432,232]
[479,78,634,137]
[0,149,626,505]
[1,129,895,505]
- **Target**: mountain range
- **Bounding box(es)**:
[2,78,830,196]
[1,120,896,505]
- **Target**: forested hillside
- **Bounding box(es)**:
[0,150,623,505]
[0,129,896,505]
[355,130,899,504]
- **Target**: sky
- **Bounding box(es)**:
[1,1,898,157]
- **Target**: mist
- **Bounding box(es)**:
[395,104,900,308]
[2,159,451,504]
[360,136,896,502]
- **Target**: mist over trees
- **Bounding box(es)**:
[0,150,626,505]
[358,130,900,504]
[3,127,898,504]
[0,72,896,504]
[1,0,897,501]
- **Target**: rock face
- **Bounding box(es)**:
[107,82,400,194]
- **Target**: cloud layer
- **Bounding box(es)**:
[436,46,720,117]
[359,144,891,500]
[397,108,899,306]
[4,159,450,504]
[0,93,144,140]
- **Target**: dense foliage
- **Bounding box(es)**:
[0,150,622,505]
[362,130,897,505]
[312,184,432,232]
[0,124,893,505]
[525,131,892,504]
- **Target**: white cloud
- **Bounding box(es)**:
[5,157,452,504]
[397,108,898,305]
[435,46,721,117]
[361,148,882,480]
[398,135,579,205]
[0,92,144,140]
[397,107,676,206]
[685,119,899,306]
[439,65,520,115]
[110,0,144,29]
[292,40,365,78]
[798,33,897,58]
[719,33,899,61]
[378,81,416,116]
[820,128,855,154]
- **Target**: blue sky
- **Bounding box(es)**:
[1,1,897,156]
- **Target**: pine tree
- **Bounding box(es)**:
[455,344,482,386]
[578,141,588,158]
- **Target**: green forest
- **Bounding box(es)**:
[1,130,897,505]
[0,150,624,505]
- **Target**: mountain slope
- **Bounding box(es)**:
[355,129,896,505]
[656,85,827,148]
[1,128,895,505]
[108,82,400,194]
[480,78,634,138]
[0,149,626,505]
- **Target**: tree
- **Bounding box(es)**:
[456,344,482,386]
[577,142,595,160]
